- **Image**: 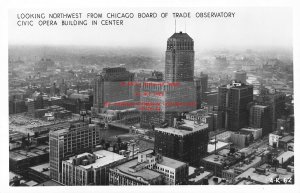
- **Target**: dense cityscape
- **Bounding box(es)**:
[9,31,294,186]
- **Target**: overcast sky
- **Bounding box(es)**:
[8,7,292,51]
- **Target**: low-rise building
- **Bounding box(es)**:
[235,167,278,184]
[109,149,188,185]
[276,151,294,169]
[188,167,213,185]
[61,150,126,185]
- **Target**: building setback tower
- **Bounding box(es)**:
[140,32,197,129]
[165,31,194,82]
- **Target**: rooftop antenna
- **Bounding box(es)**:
[185,20,186,33]
[175,19,177,33]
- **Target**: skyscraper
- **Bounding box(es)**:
[257,92,286,131]
[49,121,101,182]
[140,31,197,129]
[165,31,194,82]
[218,81,253,131]
[92,67,134,114]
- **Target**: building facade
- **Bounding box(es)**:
[49,122,101,182]
[61,150,126,185]
[249,105,272,136]
[154,122,209,167]
[218,81,253,131]
[92,67,134,114]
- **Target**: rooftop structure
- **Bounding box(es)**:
[235,168,278,184]
[65,150,125,169]
[276,151,294,164]
[207,140,230,154]
[155,122,208,137]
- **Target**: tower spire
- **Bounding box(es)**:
[175,19,176,33]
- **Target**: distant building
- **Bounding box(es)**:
[249,105,272,136]
[230,131,253,148]
[233,70,247,84]
[9,99,27,114]
[269,133,280,147]
[49,122,101,182]
[240,127,262,141]
[218,81,253,131]
[27,93,44,116]
[257,92,286,131]
[61,150,126,185]
[154,120,209,167]
[203,91,218,106]
[34,58,55,72]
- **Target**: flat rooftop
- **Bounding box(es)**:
[235,168,278,184]
[207,141,230,154]
[202,154,225,165]
[159,156,186,169]
[9,172,21,181]
[189,166,196,176]
[155,121,208,136]
[189,171,212,183]
[276,151,294,163]
[114,158,162,181]
[66,150,125,169]
[233,156,262,171]
[9,145,49,161]
[279,135,294,143]
[236,179,257,185]
[9,113,78,132]
[30,163,50,176]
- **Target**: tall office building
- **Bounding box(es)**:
[92,67,134,114]
[194,72,209,108]
[154,121,209,167]
[218,81,253,131]
[199,72,208,94]
[258,92,286,131]
[140,32,197,129]
[165,31,194,82]
[49,121,101,182]
[249,105,272,136]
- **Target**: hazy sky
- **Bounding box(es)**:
[8,7,292,51]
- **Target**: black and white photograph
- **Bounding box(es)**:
[1,0,300,193]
